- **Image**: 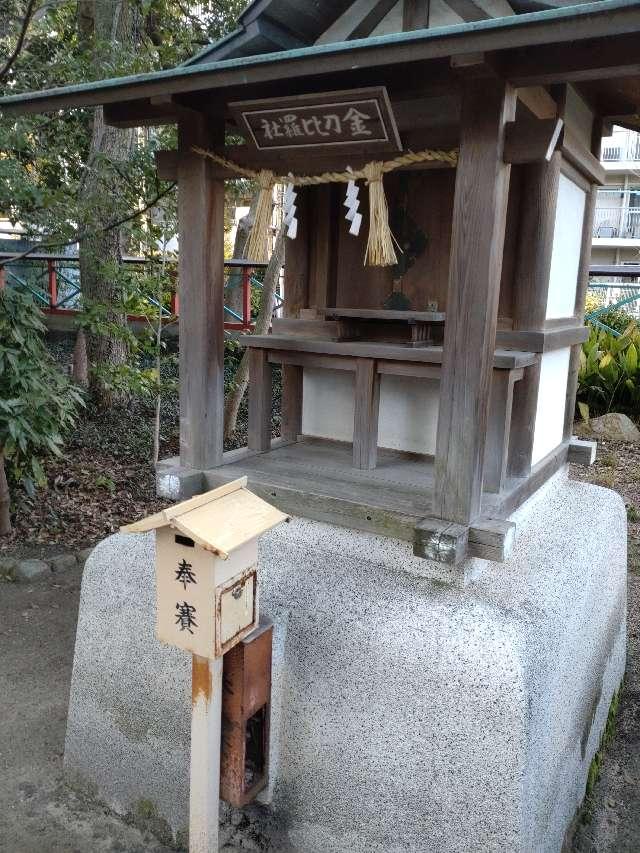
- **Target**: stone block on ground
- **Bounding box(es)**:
[15,559,50,582]
[76,547,94,566]
[0,557,17,578]
[64,468,627,853]
[50,553,78,573]
[588,412,640,442]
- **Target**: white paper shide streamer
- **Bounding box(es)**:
[343,167,362,237]
[283,180,298,240]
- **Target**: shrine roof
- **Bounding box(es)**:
[0,0,639,117]
[121,476,289,559]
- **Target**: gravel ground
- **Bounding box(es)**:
[0,452,637,852]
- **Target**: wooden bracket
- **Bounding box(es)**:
[414,517,516,565]
[503,117,564,165]
[568,437,597,466]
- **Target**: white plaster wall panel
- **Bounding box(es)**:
[302,368,355,443]
[378,375,439,454]
[546,174,586,319]
[531,347,571,465]
[301,369,440,454]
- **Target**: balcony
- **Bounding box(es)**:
[600,129,640,168]
[592,207,640,243]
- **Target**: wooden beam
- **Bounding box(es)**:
[444,0,490,21]
[503,117,563,164]
[353,359,380,470]
[347,0,399,40]
[177,113,225,469]
[502,31,640,87]
[248,348,272,452]
[403,0,430,30]
[468,517,516,562]
[413,515,516,564]
[517,86,558,120]
[560,129,605,186]
[568,437,596,466]
[434,77,516,525]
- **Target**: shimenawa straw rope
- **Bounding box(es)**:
[192,146,458,266]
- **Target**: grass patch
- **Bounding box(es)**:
[580,684,622,825]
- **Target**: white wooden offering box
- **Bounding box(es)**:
[122,477,288,659]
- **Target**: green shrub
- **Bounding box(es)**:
[588,306,636,335]
[577,320,640,419]
[0,289,84,497]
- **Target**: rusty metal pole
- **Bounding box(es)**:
[48,259,57,308]
[243,267,252,330]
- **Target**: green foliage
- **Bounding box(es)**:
[590,306,637,335]
[0,289,84,494]
[577,320,640,419]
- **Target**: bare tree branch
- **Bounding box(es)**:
[0,182,177,267]
[0,0,38,82]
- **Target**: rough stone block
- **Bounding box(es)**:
[50,553,78,573]
[155,457,204,501]
[16,559,50,582]
[76,547,94,566]
[64,468,626,853]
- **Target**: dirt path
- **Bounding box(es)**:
[0,563,176,853]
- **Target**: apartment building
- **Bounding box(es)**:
[591,125,640,316]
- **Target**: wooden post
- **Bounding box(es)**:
[353,358,380,470]
[242,267,252,330]
[564,119,602,439]
[177,113,225,470]
[47,259,57,308]
[484,368,521,494]
[282,363,303,443]
[248,348,272,452]
[508,153,561,477]
[189,654,223,853]
[434,77,516,524]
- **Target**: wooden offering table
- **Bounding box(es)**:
[245,334,536,496]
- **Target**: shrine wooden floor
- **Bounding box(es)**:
[209,437,524,541]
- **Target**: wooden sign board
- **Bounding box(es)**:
[230,87,401,155]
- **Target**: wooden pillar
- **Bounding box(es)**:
[353,358,380,470]
[178,113,225,470]
[507,153,561,477]
[564,119,602,439]
[248,348,272,452]
[434,77,516,525]
[564,182,598,439]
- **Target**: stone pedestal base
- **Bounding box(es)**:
[64,469,626,852]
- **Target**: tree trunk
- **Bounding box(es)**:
[77,0,135,408]
[0,451,11,537]
[224,225,285,441]
[72,326,89,387]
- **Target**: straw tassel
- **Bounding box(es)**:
[246,169,275,262]
[363,161,398,267]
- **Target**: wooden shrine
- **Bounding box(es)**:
[3,0,640,566]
